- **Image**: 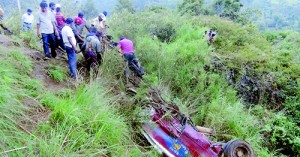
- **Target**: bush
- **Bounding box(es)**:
[156,23,176,43]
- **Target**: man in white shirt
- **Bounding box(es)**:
[37,2,59,59]
[22,9,34,31]
[62,18,77,79]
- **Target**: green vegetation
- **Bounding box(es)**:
[108,8,299,156]
[1,0,299,157]
[0,45,154,156]
[48,65,67,82]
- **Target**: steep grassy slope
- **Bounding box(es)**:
[0,37,155,156]
[108,8,299,156]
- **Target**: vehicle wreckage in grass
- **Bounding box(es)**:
[123,50,254,157]
[140,90,254,157]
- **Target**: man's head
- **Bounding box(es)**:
[55,4,61,12]
[103,11,107,16]
[78,12,84,18]
[40,2,48,12]
[65,18,73,26]
[90,27,97,34]
[120,37,126,41]
[98,13,105,21]
[27,9,32,15]
[49,2,56,11]
[56,7,61,13]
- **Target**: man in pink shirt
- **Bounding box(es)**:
[117,37,144,78]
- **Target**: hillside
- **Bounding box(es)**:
[0,2,299,157]
[108,9,299,156]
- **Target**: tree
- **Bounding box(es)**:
[178,0,204,16]
[82,0,99,20]
[115,0,135,13]
[213,0,243,20]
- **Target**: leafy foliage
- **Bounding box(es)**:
[115,0,136,13]
[178,0,204,15]
[212,0,243,20]
[155,23,176,43]
[109,9,300,156]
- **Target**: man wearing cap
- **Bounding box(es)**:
[22,9,34,31]
[55,4,66,50]
[74,12,89,49]
[82,27,102,66]
[49,2,56,17]
[91,13,108,40]
[37,1,59,59]
[74,13,90,35]
[55,4,65,30]
[62,18,77,79]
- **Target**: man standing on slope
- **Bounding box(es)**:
[55,4,66,51]
[37,2,59,60]
[21,9,34,31]
[62,18,77,79]
[74,12,90,49]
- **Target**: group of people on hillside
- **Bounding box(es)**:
[0,2,141,80]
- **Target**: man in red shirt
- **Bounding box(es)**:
[55,4,65,30]
[55,4,65,50]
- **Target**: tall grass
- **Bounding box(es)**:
[107,9,300,156]
[0,45,153,156]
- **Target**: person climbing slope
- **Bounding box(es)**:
[116,37,144,79]
[82,27,102,69]
[61,18,77,79]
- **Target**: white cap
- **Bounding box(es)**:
[55,4,61,8]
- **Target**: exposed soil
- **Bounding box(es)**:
[0,35,74,133]
[19,98,51,133]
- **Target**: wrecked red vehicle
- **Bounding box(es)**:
[141,91,254,157]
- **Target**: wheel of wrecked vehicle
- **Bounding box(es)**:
[223,140,254,157]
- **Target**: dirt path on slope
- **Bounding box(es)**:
[0,35,75,133]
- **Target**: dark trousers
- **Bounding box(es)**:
[42,33,56,58]
[56,33,65,50]
[66,46,77,78]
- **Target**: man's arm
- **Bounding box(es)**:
[0,23,8,30]
[52,21,59,37]
[116,44,122,54]
[68,36,76,51]
[84,20,90,32]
